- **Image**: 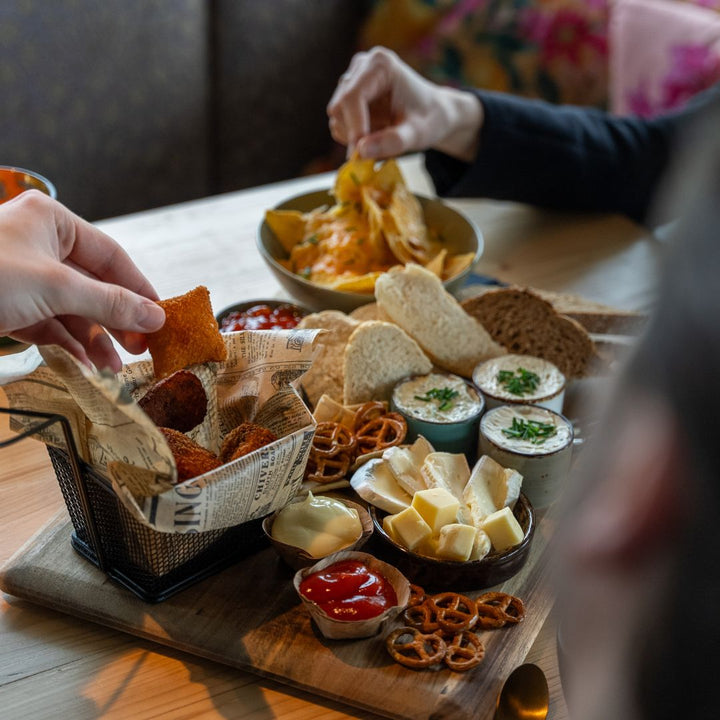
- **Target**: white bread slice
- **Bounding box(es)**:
[297,310,359,407]
[471,455,523,511]
[461,286,596,379]
[375,264,505,377]
[343,320,432,404]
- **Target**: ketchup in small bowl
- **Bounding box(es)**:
[294,551,410,639]
[216,299,308,333]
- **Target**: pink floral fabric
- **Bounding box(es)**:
[609,0,720,117]
[360,0,720,111]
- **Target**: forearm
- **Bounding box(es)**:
[426,85,720,224]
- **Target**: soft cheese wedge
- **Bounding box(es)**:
[420,452,471,501]
[384,436,434,495]
[350,458,412,514]
[464,455,523,531]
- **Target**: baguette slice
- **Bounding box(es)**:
[461,286,596,379]
[343,320,432,404]
[375,264,505,377]
[297,310,359,407]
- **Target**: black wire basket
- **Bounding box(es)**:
[1,407,267,602]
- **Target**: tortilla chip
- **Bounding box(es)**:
[388,184,434,264]
[424,248,447,277]
[264,209,307,254]
[146,286,228,379]
[442,251,476,280]
[331,272,384,294]
[333,156,376,204]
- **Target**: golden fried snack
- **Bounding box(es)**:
[146,286,228,379]
[385,627,447,670]
[159,427,221,482]
[138,370,208,432]
[219,422,278,463]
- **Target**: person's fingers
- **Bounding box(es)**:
[60,315,123,372]
[9,318,92,368]
[51,200,159,300]
[43,264,165,334]
[109,329,150,356]
[356,119,422,159]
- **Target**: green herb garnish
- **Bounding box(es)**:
[299,267,312,279]
[306,234,319,245]
[414,386,460,412]
[350,172,361,186]
[502,417,557,445]
[497,367,541,396]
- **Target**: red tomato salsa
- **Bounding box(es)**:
[299,559,398,621]
[219,303,304,331]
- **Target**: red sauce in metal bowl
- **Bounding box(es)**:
[299,559,398,621]
[219,303,304,331]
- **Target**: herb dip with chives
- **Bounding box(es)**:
[392,372,482,423]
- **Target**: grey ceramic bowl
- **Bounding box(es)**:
[257,189,483,313]
[368,494,535,592]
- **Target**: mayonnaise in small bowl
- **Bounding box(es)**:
[391,372,485,458]
[472,354,566,413]
[479,404,573,508]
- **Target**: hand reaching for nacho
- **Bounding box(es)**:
[0,191,165,371]
[327,47,482,162]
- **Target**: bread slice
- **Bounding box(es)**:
[296,310,360,407]
[375,264,505,377]
[461,286,596,379]
[343,320,432,404]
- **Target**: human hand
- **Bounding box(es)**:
[0,191,165,371]
[327,47,483,162]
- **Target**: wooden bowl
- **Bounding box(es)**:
[368,494,535,592]
[262,496,373,570]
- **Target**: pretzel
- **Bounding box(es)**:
[407,584,426,608]
[385,627,447,669]
[305,452,352,484]
[476,592,525,625]
[428,592,479,634]
[311,421,357,458]
[355,413,407,454]
[443,630,485,672]
[351,401,387,431]
[402,602,440,633]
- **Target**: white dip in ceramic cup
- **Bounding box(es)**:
[479,404,573,508]
[391,372,485,458]
[472,354,566,413]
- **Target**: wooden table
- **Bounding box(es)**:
[0,156,664,719]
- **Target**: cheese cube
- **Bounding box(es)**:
[411,487,460,534]
[479,506,525,552]
[416,533,440,559]
[435,523,477,562]
[384,506,432,551]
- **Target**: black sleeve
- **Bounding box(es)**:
[425,84,720,224]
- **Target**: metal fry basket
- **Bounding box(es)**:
[1,408,267,602]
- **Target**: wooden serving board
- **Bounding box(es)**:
[0,506,557,720]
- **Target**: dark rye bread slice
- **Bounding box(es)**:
[461,287,597,379]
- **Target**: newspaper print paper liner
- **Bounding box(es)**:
[2,329,322,533]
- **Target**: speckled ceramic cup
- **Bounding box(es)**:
[479,404,574,508]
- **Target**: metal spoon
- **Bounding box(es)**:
[493,663,549,720]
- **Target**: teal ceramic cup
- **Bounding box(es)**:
[390,372,485,460]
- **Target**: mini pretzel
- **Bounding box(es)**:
[428,592,479,634]
[408,584,426,608]
[403,602,440,633]
[355,413,407,454]
[386,627,447,669]
[444,630,485,672]
[311,421,357,458]
[306,452,352,484]
[351,401,387,431]
[476,592,526,625]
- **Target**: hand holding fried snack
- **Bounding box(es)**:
[146,285,227,379]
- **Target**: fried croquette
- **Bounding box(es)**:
[159,427,221,482]
[146,286,228,379]
[139,370,208,432]
[219,422,278,463]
